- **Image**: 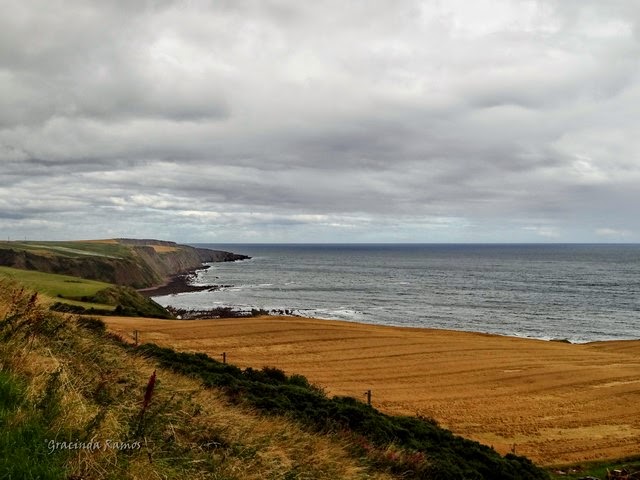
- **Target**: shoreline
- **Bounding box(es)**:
[102,314,640,465]
[138,268,219,297]
[139,264,637,345]
[138,260,238,297]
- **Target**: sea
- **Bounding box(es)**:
[151,244,640,343]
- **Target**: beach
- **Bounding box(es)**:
[103,315,640,466]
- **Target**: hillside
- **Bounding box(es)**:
[103,315,640,466]
[0,279,395,480]
[0,279,549,480]
[0,239,249,289]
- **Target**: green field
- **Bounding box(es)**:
[0,240,131,259]
[0,266,115,310]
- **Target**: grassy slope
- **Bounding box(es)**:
[0,239,200,318]
[0,240,154,289]
[0,279,393,480]
[0,370,68,479]
[0,279,554,480]
[0,266,171,318]
[0,265,115,310]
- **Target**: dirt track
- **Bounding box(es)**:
[103,315,640,465]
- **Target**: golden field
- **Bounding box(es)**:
[103,315,640,466]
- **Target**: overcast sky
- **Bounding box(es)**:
[1,0,639,243]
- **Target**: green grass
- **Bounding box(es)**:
[0,266,115,310]
[2,281,385,480]
[0,240,132,259]
[0,267,172,318]
[0,370,67,479]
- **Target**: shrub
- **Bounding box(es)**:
[136,343,549,480]
[76,316,107,334]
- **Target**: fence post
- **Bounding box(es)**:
[134,330,139,346]
[365,389,372,406]
[222,352,226,364]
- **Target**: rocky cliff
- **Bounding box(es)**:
[0,239,249,289]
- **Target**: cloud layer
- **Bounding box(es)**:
[2,0,639,242]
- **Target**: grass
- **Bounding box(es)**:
[0,238,208,289]
[103,315,640,465]
[0,239,187,260]
[136,343,549,479]
[0,266,112,297]
[0,265,114,309]
[0,279,396,480]
[0,370,68,479]
[0,240,131,259]
[0,266,174,318]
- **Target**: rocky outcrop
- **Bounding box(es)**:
[0,240,250,289]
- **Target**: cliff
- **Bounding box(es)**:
[0,239,249,289]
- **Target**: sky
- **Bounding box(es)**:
[1,0,639,243]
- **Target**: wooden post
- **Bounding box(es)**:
[134,330,139,346]
[365,389,372,406]
[222,352,226,364]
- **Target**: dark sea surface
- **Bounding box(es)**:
[152,244,640,343]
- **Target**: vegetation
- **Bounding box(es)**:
[0,278,396,479]
[0,238,247,289]
[549,457,640,479]
[0,266,171,318]
[0,370,68,479]
[136,345,548,479]
[0,265,114,309]
[78,285,172,319]
[0,240,131,259]
[0,278,553,479]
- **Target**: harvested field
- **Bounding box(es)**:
[78,239,119,243]
[149,245,178,253]
[103,315,640,466]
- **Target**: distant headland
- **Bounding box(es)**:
[0,238,250,289]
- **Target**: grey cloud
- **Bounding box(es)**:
[1,0,639,242]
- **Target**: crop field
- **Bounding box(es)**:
[103,315,640,466]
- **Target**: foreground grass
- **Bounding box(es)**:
[0,278,552,479]
[0,279,393,480]
[137,343,547,480]
[0,370,67,479]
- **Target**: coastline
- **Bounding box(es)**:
[138,245,251,297]
[102,314,640,466]
[137,267,220,297]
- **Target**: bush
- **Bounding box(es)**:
[137,343,549,480]
[76,316,107,334]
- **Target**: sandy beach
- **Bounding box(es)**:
[103,315,640,466]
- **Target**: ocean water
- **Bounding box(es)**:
[152,244,640,343]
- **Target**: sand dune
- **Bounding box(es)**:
[103,315,640,465]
